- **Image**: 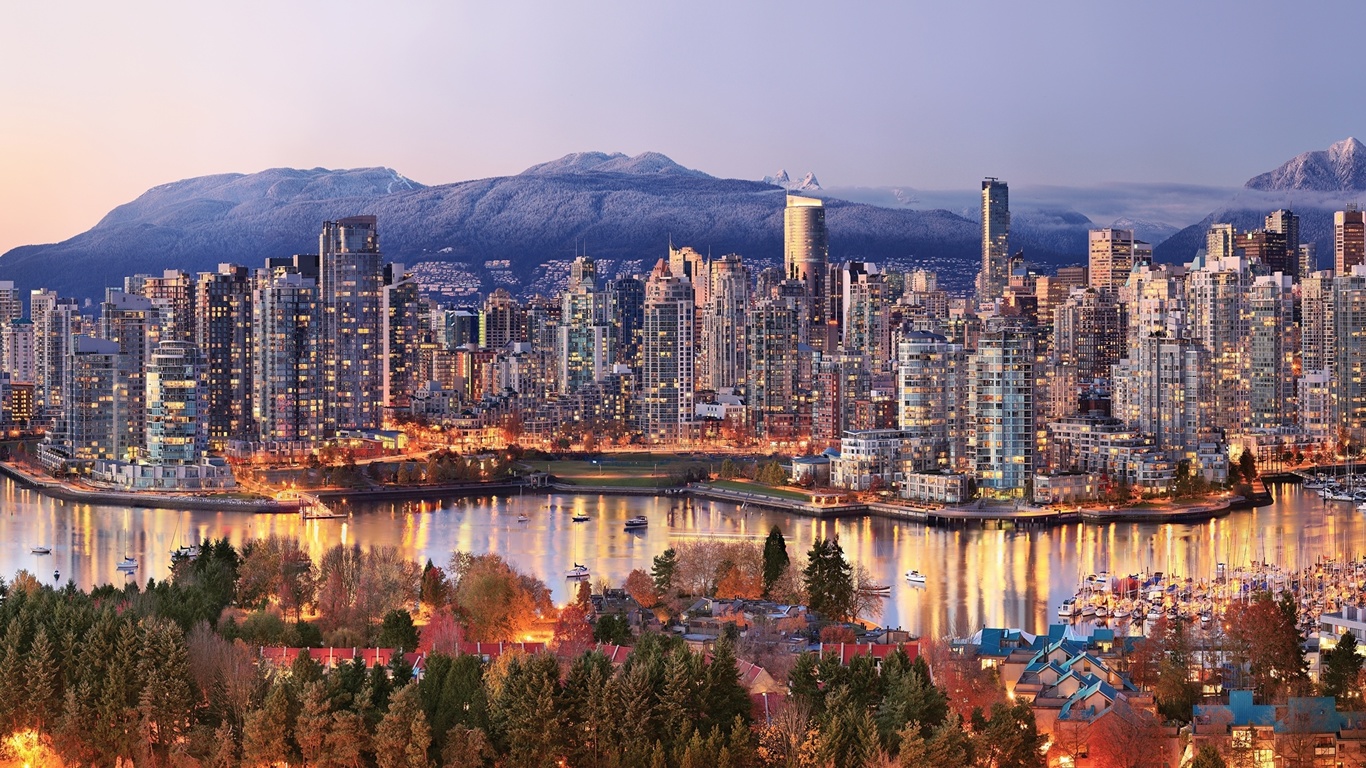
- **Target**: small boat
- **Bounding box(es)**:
[1146,606,1163,621]
[566,563,590,579]
[859,583,892,595]
[905,570,927,585]
[30,546,51,555]
[516,514,530,523]
[1200,612,1212,626]
[624,515,648,530]
[1095,605,1109,618]
[116,556,138,573]
[1080,603,1096,618]
[53,570,59,581]
[1058,598,1076,618]
[572,513,591,523]
[171,544,200,560]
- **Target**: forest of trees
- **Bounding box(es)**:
[0,533,1054,768]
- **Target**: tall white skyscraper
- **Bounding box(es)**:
[784,195,828,347]
[319,216,384,431]
[977,178,1009,303]
[701,253,749,392]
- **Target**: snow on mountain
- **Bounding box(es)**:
[762,170,791,186]
[762,170,821,192]
[520,151,712,178]
[1245,137,1366,192]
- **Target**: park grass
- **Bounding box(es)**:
[706,479,813,502]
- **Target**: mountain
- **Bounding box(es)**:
[762,170,822,192]
[5,152,1049,299]
[1245,137,1366,192]
[1154,137,1366,267]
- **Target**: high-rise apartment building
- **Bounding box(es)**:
[1337,209,1366,274]
[145,340,204,464]
[1054,286,1126,386]
[1,320,35,386]
[0,282,23,326]
[556,256,613,393]
[55,336,122,463]
[1206,224,1238,263]
[383,264,426,408]
[319,216,384,431]
[607,277,645,372]
[252,267,322,442]
[101,291,156,458]
[1088,229,1151,290]
[1247,273,1296,429]
[971,324,1034,496]
[1187,256,1250,431]
[842,263,892,374]
[784,195,828,347]
[1301,270,1334,377]
[196,264,253,445]
[138,269,196,343]
[1265,209,1300,277]
[480,289,524,351]
[977,178,1010,303]
[640,261,694,442]
[31,290,79,414]
[1333,266,1366,438]
[701,254,749,392]
[897,331,968,470]
[746,292,802,438]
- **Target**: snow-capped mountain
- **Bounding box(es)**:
[762,170,822,192]
[1245,137,1366,192]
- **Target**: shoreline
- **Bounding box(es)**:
[0,458,1272,526]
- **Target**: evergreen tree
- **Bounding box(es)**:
[204,721,239,768]
[922,713,974,768]
[875,655,948,747]
[137,618,195,762]
[378,609,421,651]
[701,636,752,734]
[818,687,880,767]
[652,548,679,594]
[787,652,823,714]
[1322,631,1364,701]
[973,701,1045,768]
[296,680,332,766]
[561,650,614,766]
[0,617,24,733]
[375,684,434,768]
[492,653,566,768]
[26,624,60,732]
[803,538,854,621]
[1190,744,1228,768]
[324,709,369,768]
[243,683,295,767]
[659,648,702,749]
[761,526,789,597]
[441,724,494,768]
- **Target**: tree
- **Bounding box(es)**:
[1190,744,1227,768]
[762,526,789,598]
[1224,595,1310,701]
[875,655,947,748]
[376,685,435,768]
[803,538,855,622]
[702,637,752,735]
[492,653,565,768]
[1322,631,1364,702]
[450,553,552,642]
[136,617,194,763]
[972,701,1046,768]
[719,458,737,479]
[652,548,679,595]
[552,601,595,656]
[593,614,632,645]
[1239,450,1258,483]
[296,680,332,766]
[625,568,660,609]
[1087,700,1168,768]
[25,625,60,733]
[242,683,295,767]
[757,461,788,486]
[378,609,421,651]
[441,724,493,768]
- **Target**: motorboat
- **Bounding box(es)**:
[1095,605,1109,618]
[566,563,590,579]
[1058,598,1076,619]
[1147,606,1164,621]
[516,514,530,523]
[116,556,138,573]
[572,513,591,522]
[30,546,51,555]
[905,570,927,585]
[1080,603,1096,618]
[53,570,59,582]
[624,515,648,530]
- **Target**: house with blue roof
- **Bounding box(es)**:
[1191,690,1366,765]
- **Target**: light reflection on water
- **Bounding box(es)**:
[0,479,1361,637]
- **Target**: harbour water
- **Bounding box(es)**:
[0,478,1360,638]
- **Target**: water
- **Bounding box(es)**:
[0,478,1360,638]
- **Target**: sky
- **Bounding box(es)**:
[2,0,1364,254]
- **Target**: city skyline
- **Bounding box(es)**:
[5,2,1366,256]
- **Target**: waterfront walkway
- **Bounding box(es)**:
[0,461,299,513]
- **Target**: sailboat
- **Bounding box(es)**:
[116,514,138,573]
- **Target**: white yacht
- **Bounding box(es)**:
[566,563,590,579]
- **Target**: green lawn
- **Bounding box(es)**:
[522,453,708,484]
[706,479,812,502]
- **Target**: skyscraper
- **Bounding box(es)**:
[1247,273,1295,429]
[252,267,321,442]
[977,178,1010,303]
[640,260,694,442]
[480,289,524,351]
[138,269,196,343]
[897,331,968,469]
[784,194,828,346]
[1337,208,1366,274]
[195,264,252,445]
[607,277,645,372]
[145,340,204,464]
[556,256,613,393]
[701,253,749,392]
[382,263,425,409]
[101,291,156,459]
[1265,209,1300,277]
[53,336,121,464]
[1333,265,1366,438]
[31,290,79,414]
[971,323,1034,496]
[2,319,35,385]
[745,292,802,438]
[319,216,384,431]
[1088,228,1150,290]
